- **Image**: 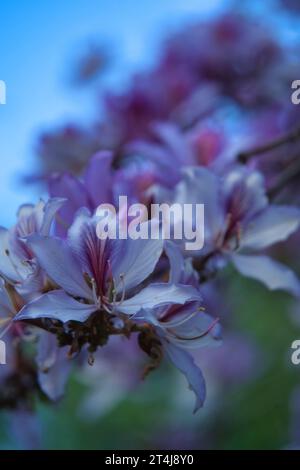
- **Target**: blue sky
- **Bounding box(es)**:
[0,0,227,225]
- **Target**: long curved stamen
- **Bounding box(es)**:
[102,302,113,314]
[160,307,205,329]
[117,274,126,305]
[166,317,220,342]
[90,278,101,309]
[234,222,242,250]
[111,273,126,313]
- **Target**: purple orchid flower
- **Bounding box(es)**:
[49,151,157,236]
[156,165,300,296]
[0,198,65,296]
[15,210,202,324]
[128,122,226,189]
[49,151,114,236]
[127,123,196,188]
[133,242,221,412]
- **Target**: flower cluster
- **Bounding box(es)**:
[1,9,300,415]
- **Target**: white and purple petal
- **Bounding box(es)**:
[161,339,206,412]
[15,290,97,323]
[163,310,221,349]
[111,222,164,295]
[242,206,300,250]
[27,234,93,300]
[0,227,25,282]
[40,197,67,235]
[165,241,199,286]
[231,253,300,297]
[118,283,202,316]
[172,166,225,248]
[84,151,113,207]
[49,172,91,235]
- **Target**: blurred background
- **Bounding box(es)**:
[1,0,300,450]
[0,0,225,226]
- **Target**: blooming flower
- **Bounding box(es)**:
[1,3,300,421]
[49,151,157,236]
[155,166,300,296]
[15,210,202,323]
[12,210,222,410]
[0,198,65,295]
[132,242,221,411]
[128,122,226,190]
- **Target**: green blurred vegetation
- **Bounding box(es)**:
[0,273,299,449]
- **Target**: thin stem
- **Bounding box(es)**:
[267,156,300,199]
[238,125,300,163]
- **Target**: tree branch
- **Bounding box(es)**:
[267,156,300,199]
[238,125,300,163]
